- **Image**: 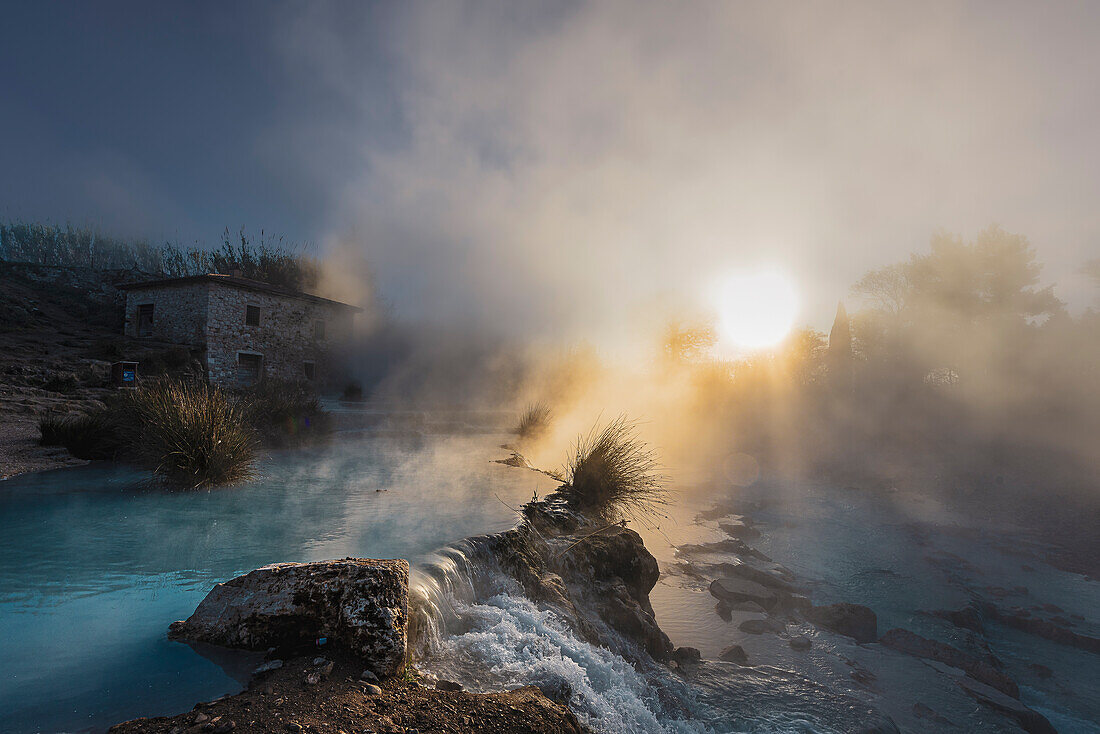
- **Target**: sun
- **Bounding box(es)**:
[712,267,800,351]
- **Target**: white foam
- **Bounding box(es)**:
[422,592,709,734]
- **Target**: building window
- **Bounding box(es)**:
[237,353,263,385]
[137,304,155,337]
[314,319,326,340]
[245,305,261,327]
[303,362,316,381]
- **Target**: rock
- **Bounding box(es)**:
[169,558,408,678]
[303,672,322,685]
[781,594,813,613]
[312,658,334,677]
[911,702,954,727]
[284,723,302,733]
[739,617,785,635]
[363,683,382,696]
[806,603,877,643]
[727,600,768,613]
[1028,663,1053,679]
[552,526,674,661]
[713,558,795,591]
[252,659,283,676]
[789,634,812,650]
[719,644,749,664]
[213,720,235,733]
[879,628,1019,698]
[534,674,573,704]
[194,713,210,724]
[709,578,778,609]
[359,669,379,682]
[672,646,702,665]
[957,677,1056,734]
[719,520,761,540]
[992,607,1100,654]
[931,603,984,632]
[435,679,463,691]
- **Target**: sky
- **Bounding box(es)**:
[3,0,1099,341]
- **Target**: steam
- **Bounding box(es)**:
[285,1,1100,340]
[279,5,1100,525]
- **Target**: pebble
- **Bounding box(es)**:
[194,713,210,724]
[304,671,323,685]
[363,683,383,695]
[284,724,302,733]
[359,669,379,682]
[435,679,463,692]
[253,659,284,676]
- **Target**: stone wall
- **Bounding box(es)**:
[204,285,354,386]
[123,282,209,345]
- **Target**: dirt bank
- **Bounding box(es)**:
[109,652,586,734]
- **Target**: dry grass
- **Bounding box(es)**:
[514,402,552,441]
[38,412,118,459]
[562,416,669,522]
[119,380,257,488]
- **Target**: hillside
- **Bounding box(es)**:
[0,263,199,477]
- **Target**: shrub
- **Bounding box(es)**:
[38,411,120,459]
[514,402,552,441]
[41,372,80,394]
[562,416,669,522]
[240,379,331,447]
[120,381,257,488]
[38,414,71,446]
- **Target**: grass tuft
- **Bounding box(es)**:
[38,412,118,459]
[120,380,257,488]
[562,416,669,522]
[514,402,552,441]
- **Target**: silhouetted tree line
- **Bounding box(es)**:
[0,221,319,291]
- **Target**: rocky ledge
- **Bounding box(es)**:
[108,651,586,734]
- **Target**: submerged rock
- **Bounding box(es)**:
[169,558,409,678]
[719,520,761,540]
[709,577,778,609]
[788,635,812,650]
[930,602,985,632]
[957,677,1056,734]
[806,602,877,643]
[712,558,796,591]
[739,617,785,635]
[992,606,1100,654]
[878,628,1019,698]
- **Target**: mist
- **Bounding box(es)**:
[269,0,1100,343]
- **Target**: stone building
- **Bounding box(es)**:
[119,274,360,386]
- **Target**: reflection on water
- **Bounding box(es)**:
[0,431,557,734]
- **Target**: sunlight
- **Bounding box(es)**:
[712,267,800,351]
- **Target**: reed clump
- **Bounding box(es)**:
[514,401,552,441]
[39,380,257,487]
[119,381,257,488]
[562,416,669,522]
[38,412,118,459]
